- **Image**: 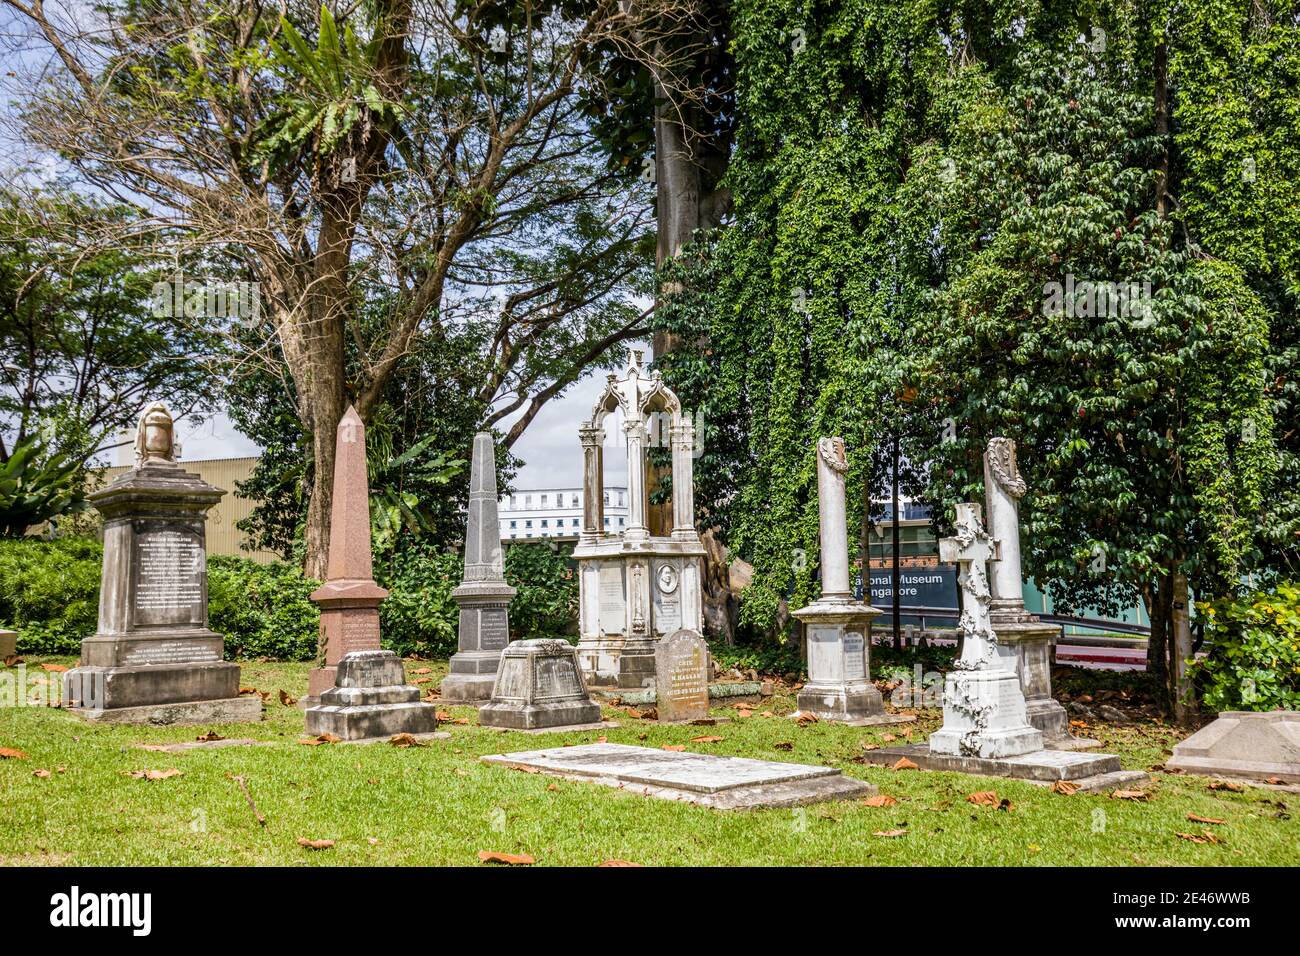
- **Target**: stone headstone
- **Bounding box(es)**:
[441,432,516,703]
[306,407,387,699]
[62,402,260,724]
[928,501,1042,758]
[792,437,897,724]
[478,639,602,730]
[0,629,15,660]
[654,629,709,722]
[1166,711,1300,784]
[305,649,439,740]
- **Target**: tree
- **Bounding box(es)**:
[5,0,669,577]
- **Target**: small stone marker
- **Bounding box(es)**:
[482,742,875,809]
[1167,710,1300,784]
[441,432,516,703]
[62,402,259,724]
[478,639,602,731]
[305,650,438,740]
[0,628,15,659]
[654,629,710,722]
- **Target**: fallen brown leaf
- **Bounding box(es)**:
[1174,830,1222,845]
[452,718,471,725]
[1208,780,1246,793]
[863,794,898,807]
[874,829,908,838]
[690,735,724,743]
[881,733,896,742]
[1112,789,1150,801]
[367,838,380,846]
[736,708,753,718]
[298,733,341,746]
[1051,780,1081,795]
[967,791,999,806]
[298,838,335,850]
[795,712,818,726]
[595,736,608,744]
[1265,777,1286,785]
[33,769,51,778]
[411,667,433,675]
[597,859,643,867]
[389,733,424,748]
[0,747,28,760]
[661,744,686,752]
[478,851,534,865]
[40,663,68,672]
[123,768,183,780]
[773,742,793,751]
[891,757,919,771]
[196,730,225,742]
[1187,813,1226,825]
[278,689,297,707]
[3,655,22,667]
[414,678,431,685]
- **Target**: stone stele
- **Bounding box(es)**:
[1166,710,1300,784]
[654,628,710,722]
[441,432,516,703]
[0,628,15,660]
[304,650,439,740]
[63,401,260,724]
[478,639,603,731]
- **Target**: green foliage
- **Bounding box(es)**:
[503,543,578,642]
[1193,583,1300,712]
[0,536,101,654]
[207,556,321,662]
[0,433,90,537]
[375,545,462,659]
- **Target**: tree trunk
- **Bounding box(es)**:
[1171,570,1198,726]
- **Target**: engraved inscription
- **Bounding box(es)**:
[844,630,866,680]
[534,656,582,700]
[479,608,510,651]
[341,612,380,653]
[494,658,529,700]
[598,563,625,635]
[119,639,219,666]
[656,630,709,721]
[653,562,682,634]
[134,529,204,626]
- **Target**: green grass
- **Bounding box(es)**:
[1,656,1296,866]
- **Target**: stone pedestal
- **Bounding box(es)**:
[62,431,255,724]
[304,650,438,740]
[991,611,1069,741]
[0,629,15,659]
[930,668,1044,758]
[443,433,516,703]
[306,408,386,700]
[794,601,885,722]
[479,639,603,731]
[1167,710,1300,784]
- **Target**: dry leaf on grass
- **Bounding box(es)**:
[891,757,919,771]
[863,794,898,807]
[690,735,724,743]
[874,829,908,838]
[0,747,28,760]
[1208,780,1246,793]
[1174,830,1222,845]
[452,718,471,725]
[40,663,68,672]
[773,742,793,751]
[33,769,51,778]
[1111,789,1150,801]
[478,851,534,865]
[196,731,225,742]
[881,733,896,742]
[297,838,335,850]
[411,667,432,675]
[861,743,879,751]
[1265,777,1287,785]
[661,744,686,752]
[1187,813,1226,825]
[1051,780,1081,795]
[414,678,431,685]
[967,791,999,806]
[597,859,643,867]
[795,713,818,726]
[389,733,424,748]
[367,838,380,846]
[123,768,183,781]
[298,734,342,746]
[278,689,297,707]
[736,709,754,718]
[3,655,23,667]
[595,736,608,744]
[436,711,453,721]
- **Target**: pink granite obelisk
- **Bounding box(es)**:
[306,407,388,699]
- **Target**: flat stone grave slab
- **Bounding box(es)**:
[791,710,916,728]
[861,743,1147,790]
[490,720,622,736]
[481,742,874,809]
[136,737,270,753]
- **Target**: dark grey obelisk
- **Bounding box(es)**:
[441,432,516,702]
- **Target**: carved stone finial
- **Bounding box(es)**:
[134,402,176,466]
[626,347,644,375]
[817,436,848,475]
[985,437,1026,499]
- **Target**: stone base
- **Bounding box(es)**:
[63,660,241,711]
[616,648,656,691]
[499,720,622,735]
[478,698,603,731]
[305,700,439,740]
[862,743,1133,785]
[930,668,1043,758]
[66,695,263,726]
[307,666,336,699]
[1026,697,1071,741]
[576,640,621,687]
[482,742,875,809]
[438,672,498,703]
[1166,710,1300,784]
[796,681,884,723]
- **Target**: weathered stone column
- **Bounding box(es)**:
[670,420,697,540]
[792,437,898,724]
[982,437,1070,741]
[623,419,650,542]
[580,424,605,542]
[441,432,517,703]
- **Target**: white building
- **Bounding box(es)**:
[499,486,629,541]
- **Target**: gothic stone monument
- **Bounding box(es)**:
[63,402,260,724]
[1167,711,1300,784]
[982,438,1070,740]
[654,628,710,722]
[441,432,515,703]
[793,438,899,724]
[929,502,1044,758]
[574,350,705,689]
[478,639,603,731]
[303,407,437,739]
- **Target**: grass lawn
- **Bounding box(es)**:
[2,655,1296,866]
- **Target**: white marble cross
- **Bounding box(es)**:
[939,502,1002,670]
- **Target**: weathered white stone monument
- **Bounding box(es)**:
[1167,711,1300,784]
[982,438,1070,740]
[441,432,515,703]
[478,638,604,730]
[792,437,897,724]
[574,350,705,689]
[63,402,260,724]
[929,502,1044,758]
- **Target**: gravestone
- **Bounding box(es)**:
[303,408,437,739]
[478,639,603,731]
[62,402,260,724]
[305,650,440,740]
[654,629,709,722]
[928,502,1043,758]
[983,438,1070,740]
[441,433,516,703]
[305,407,387,700]
[793,437,902,724]
[0,629,15,660]
[1167,711,1300,784]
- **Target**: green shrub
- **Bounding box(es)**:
[0,536,101,654]
[1192,583,1300,712]
[376,545,461,658]
[208,555,320,661]
[504,542,578,642]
